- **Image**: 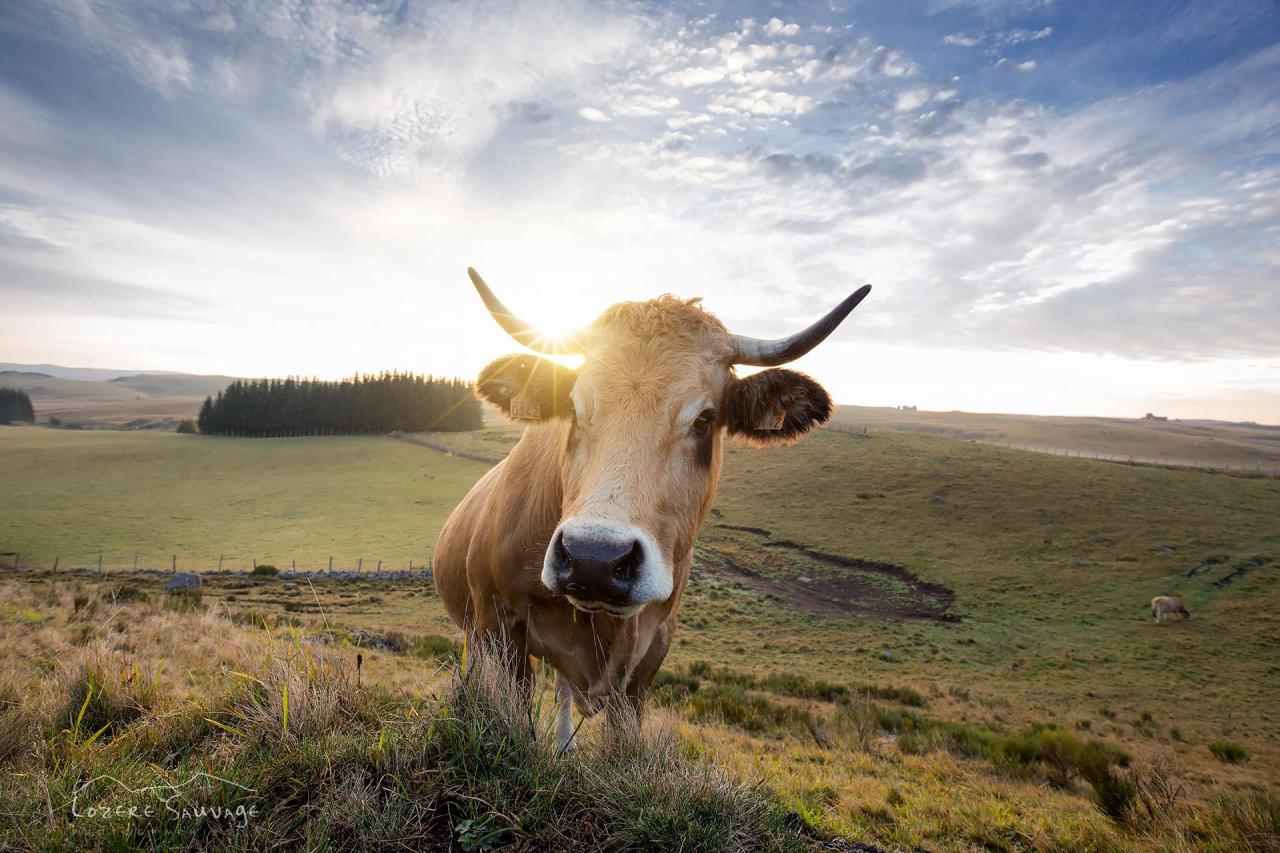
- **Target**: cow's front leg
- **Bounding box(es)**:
[470,591,534,694]
[555,673,577,753]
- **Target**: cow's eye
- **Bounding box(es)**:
[689,409,716,438]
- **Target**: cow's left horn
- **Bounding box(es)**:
[468,267,589,355]
[729,284,872,366]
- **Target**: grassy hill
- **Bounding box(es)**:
[0,423,1277,850]
[0,367,239,429]
[832,405,1280,473]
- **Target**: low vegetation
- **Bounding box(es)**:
[3,579,1276,851]
[2,422,1278,850]
[1208,740,1250,764]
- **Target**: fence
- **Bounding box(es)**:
[0,552,433,581]
[826,423,1280,478]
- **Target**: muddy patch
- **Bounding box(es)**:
[695,524,958,622]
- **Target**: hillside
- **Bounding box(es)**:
[0,365,240,429]
[1,423,1276,850]
[832,405,1280,473]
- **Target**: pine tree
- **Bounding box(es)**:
[197,373,481,437]
[0,388,35,424]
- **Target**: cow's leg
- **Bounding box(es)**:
[555,673,577,753]
[470,591,533,692]
[616,621,672,726]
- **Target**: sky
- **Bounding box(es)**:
[1,0,1278,421]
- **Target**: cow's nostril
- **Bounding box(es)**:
[613,541,644,583]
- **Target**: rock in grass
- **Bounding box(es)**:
[164,572,203,591]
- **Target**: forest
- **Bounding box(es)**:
[196,373,481,436]
[0,388,35,424]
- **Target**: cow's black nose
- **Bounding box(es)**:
[553,530,643,606]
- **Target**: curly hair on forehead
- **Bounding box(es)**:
[590,295,733,350]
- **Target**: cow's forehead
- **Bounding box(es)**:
[572,298,733,415]
[589,294,734,360]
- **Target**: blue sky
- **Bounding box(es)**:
[1,0,1278,420]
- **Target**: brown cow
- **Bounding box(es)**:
[435,268,870,749]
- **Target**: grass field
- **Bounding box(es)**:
[832,405,1280,473]
[1,422,1278,850]
[0,426,488,570]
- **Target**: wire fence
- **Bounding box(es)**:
[0,553,433,580]
[826,423,1280,477]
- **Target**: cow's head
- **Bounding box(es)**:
[470,268,870,618]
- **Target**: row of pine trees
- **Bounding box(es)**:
[196,373,481,436]
[0,388,35,424]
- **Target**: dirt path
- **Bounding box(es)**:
[698,523,958,622]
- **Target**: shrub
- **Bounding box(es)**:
[408,634,460,661]
[251,564,279,576]
[857,682,927,708]
[0,684,37,766]
[1208,740,1249,763]
[164,589,203,612]
[687,684,806,735]
[760,672,846,702]
[109,584,149,604]
[60,661,159,744]
[176,419,198,434]
[651,669,701,705]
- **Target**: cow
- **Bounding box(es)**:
[1151,595,1191,623]
[434,267,871,750]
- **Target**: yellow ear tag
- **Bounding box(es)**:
[760,405,787,430]
[510,394,542,421]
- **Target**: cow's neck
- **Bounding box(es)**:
[497,422,704,702]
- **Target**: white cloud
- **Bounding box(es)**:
[763,18,800,37]
[1,0,1277,420]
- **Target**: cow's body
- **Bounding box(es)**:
[1151,595,1191,623]
[435,270,869,747]
[435,420,700,713]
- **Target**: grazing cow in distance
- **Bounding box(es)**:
[1152,595,1191,623]
[434,268,871,750]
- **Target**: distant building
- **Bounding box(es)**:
[898,404,917,411]
[1144,412,1168,421]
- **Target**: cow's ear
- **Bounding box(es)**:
[477,354,577,422]
[724,368,833,446]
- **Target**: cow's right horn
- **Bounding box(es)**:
[468,267,590,355]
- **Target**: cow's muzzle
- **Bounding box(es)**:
[542,520,671,615]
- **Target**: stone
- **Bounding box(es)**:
[165,572,203,591]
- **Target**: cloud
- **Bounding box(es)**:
[0,0,1276,418]
[762,18,800,37]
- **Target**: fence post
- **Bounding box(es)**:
[328,556,333,574]
[291,559,296,572]
[132,554,138,571]
[13,554,18,570]
[253,558,257,570]
[376,560,381,574]
[97,554,102,573]
[53,557,59,572]
[171,554,176,573]
[218,555,224,571]
[357,558,363,573]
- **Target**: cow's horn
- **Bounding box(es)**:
[468,267,589,355]
[729,284,872,366]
